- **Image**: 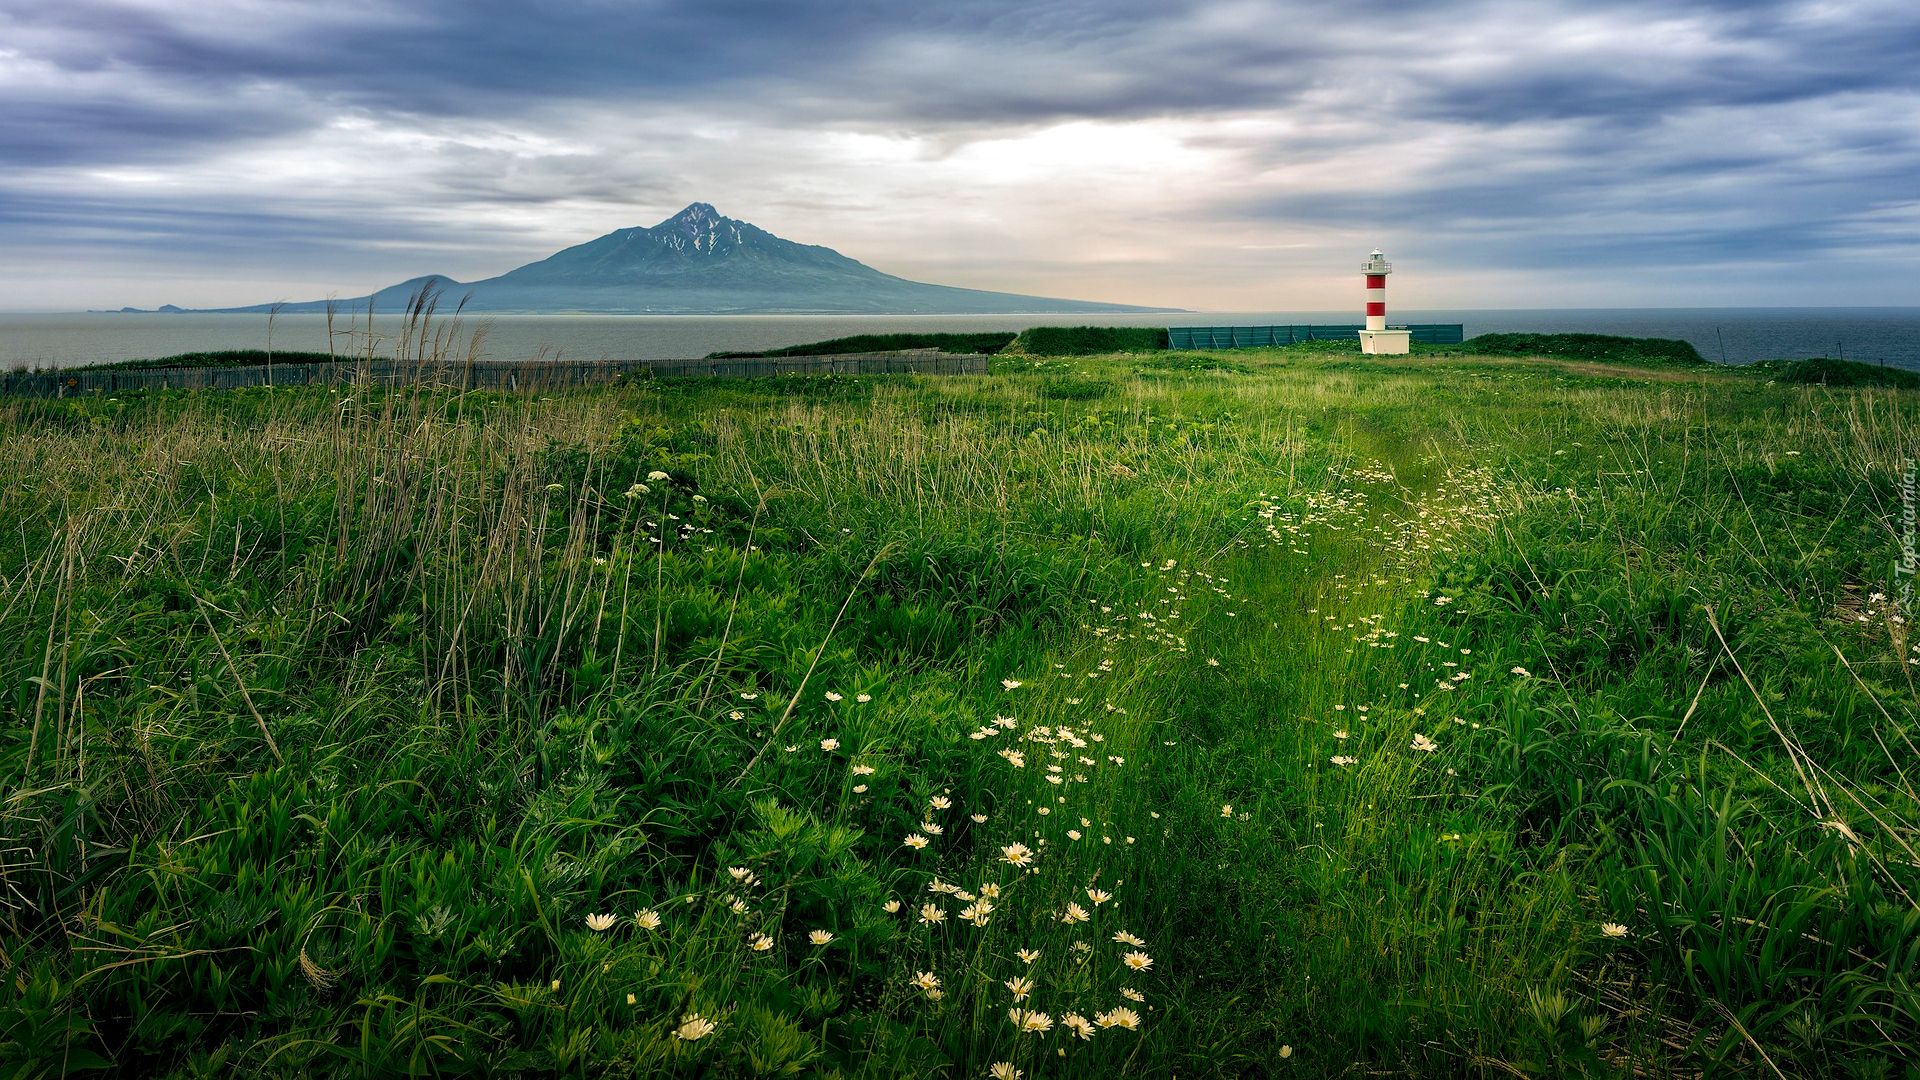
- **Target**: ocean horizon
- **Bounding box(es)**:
[4,306,1918,370]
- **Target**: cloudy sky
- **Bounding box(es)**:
[3,0,1917,311]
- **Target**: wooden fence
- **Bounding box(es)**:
[0,350,989,399]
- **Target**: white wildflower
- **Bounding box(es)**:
[674,1014,717,1041]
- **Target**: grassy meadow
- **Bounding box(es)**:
[1,342,1916,1078]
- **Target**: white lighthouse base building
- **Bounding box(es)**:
[1359,328,1411,355]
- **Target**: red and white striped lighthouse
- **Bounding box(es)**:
[1358,249,1411,355]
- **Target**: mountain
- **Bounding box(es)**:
[188,204,1175,315]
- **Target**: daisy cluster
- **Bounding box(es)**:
[1248,459,1507,569]
[1840,589,1912,665]
[880,683,1163,1058]
[1078,559,1253,651]
[1390,464,1506,559]
[1249,484,1373,555]
[1320,699,1451,770]
[621,471,720,550]
[901,872,1155,1050]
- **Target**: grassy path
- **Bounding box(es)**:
[1127,413,1543,1075]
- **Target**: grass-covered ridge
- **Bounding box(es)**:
[79,348,343,371]
[709,325,1175,360]
[706,333,1018,359]
[1462,332,1711,368]
[1,347,1915,1078]
[1743,355,1920,389]
[1001,326,1170,356]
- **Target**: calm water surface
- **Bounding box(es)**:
[3,308,1917,370]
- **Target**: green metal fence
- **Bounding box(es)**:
[1166,324,1465,349]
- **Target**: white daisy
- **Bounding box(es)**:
[1010,1009,1053,1034]
[674,1014,717,1041]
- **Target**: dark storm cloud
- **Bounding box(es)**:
[0,98,294,166]
[3,0,1237,146]
[0,187,486,257]
[1,0,1917,306]
[21,0,1906,139]
[1396,3,1920,127]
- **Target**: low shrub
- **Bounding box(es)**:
[1001,326,1169,356]
[707,333,1016,359]
[1463,332,1710,368]
[1743,356,1920,389]
[85,349,342,371]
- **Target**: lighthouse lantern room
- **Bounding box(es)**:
[1358,249,1412,355]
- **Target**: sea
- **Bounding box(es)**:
[3,308,1918,371]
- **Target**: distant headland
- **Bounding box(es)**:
[115,204,1181,316]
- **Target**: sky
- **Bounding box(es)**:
[2,0,1918,312]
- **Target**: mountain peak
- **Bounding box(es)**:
[646,202,748,256]
[661,202,722,227]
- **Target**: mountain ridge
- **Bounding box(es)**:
[150,204,1177,315]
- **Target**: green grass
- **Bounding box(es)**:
[1743,356,1920,389]
[1002,326,1170,356]
[2,342,1915,1078]
[1462,333,1712,368]
[77,349,344,372]
[706,333,1018,359]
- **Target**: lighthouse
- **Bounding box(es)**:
[1358,249,1411,355]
